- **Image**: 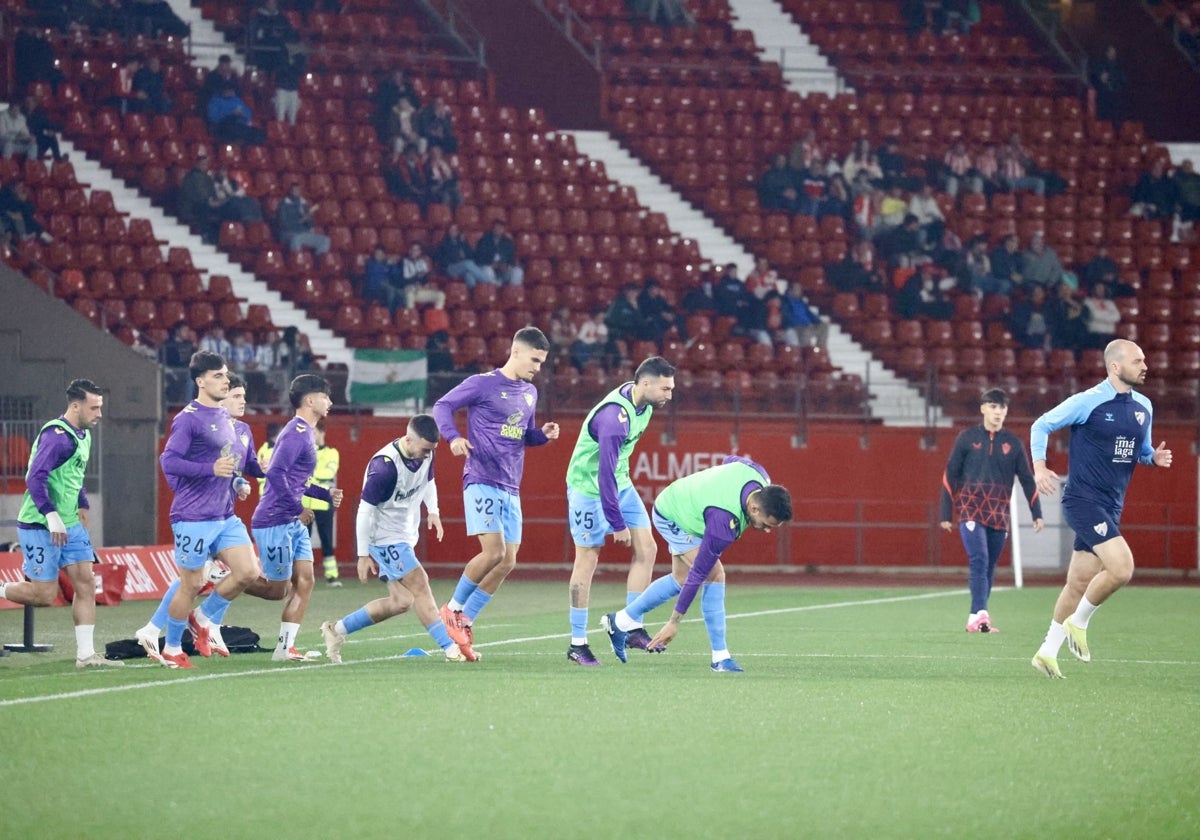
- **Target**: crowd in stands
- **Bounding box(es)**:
[161,322,317,402]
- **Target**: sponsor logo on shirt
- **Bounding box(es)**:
[1093,521,1108,537]
[1113,435,1136,463]
[1001,442,1011,455]
[500,410,525,440]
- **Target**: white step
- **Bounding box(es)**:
[727,0,845,96]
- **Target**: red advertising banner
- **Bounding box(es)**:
[0,545,178,609]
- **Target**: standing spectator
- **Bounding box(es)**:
[902,0,930,33]
[433,223,489,288]
[572,308,609,369]
[876,137,910,190]
[131,55,172,114]
[758,153,801,212]
[989,234,1024,294]
[1082,283,1120,349]
[25,96,65,162]
[401,242,445,310]
[162,325,198,401]
[362,245,402,312]
[426,146,462,209]
[15,29,64,96]
[416,96,457,154]
[1010,284,1053,350]
[1090,45,1128,125]
[177,153,220,242]
[1022,232,1064,288]
[474,219,524,285]
[250,0,299,73]
[212,165,264,222]
[206,86,265,145]
[277,182,330,254]
[637,277,678,342]
[273,53,304,126]
[0,102,35,160]
[1047,281,1087,350]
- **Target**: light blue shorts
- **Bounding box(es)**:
[253,520,314,581]
[172,516,251,571]
[19,524,94,581]
[369,542,421,582]
[652,508,703,556]
[567,486,650,547]
[464,483,522,543]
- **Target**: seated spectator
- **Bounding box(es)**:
[759,153,801,213]
[383,143,431,209]
[212,166,264,223]
[989,234,1024,294]
[605,283,647,346]
[433,222,489,287]
[715,262,770,345]
[1022,232,1064,288]
[1081,243,1121,292]
[788,130,820,172]
[877,185,908,230]
[227,329,256,370]
[250,0,299,73]
[843,139,883,185]
[287,328,317,371]
[877,214,925,268]
[0,102,35,160]
[1172,159,1200,221]
[474,220,524,285]
[829,240,887,294]
[572,308,610,369]
[1010,284,1053,350]
[401,242,445,310]
[897,264,954,320]
[24,96,64,162]
[549,305,578,359]
[131,55,172,114]
[273,53,304,126]
[110,57,141,114]
[1130,158,1177,220]
[1047,282,1087,350]
[0,181,50,245]
[162,325,198,401]
[202,55,241,113]
[362,245,402,312]
[277,182,330,254]
[255,328,286,371]
[777,280,826,348]
[959,236,1000,296]
[178,154,220,242]
[637,277,678,341]
[387,98,422,154]
[372,68,420,143]
[907,183,945,249]
[820,173,852,221]
[206,86,265,145]
[1082,282,1120,349]
[745,257,785,299]
[972,144,1003,195]
[416,96,457,154]
[796,161,828,216]
[200,325,232,358]
[426,146,462,209]
[877,137,913,191]
[680,274,717,315]
[426,330,455,381]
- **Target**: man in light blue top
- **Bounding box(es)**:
[1028,339,1172,678]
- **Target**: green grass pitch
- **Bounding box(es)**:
[1,580,1197,839]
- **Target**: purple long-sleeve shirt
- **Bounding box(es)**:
[589,395,643,531]
[161,401,243,524]
[432,369,548,494]
[20,419,89,526]
[251,415,331,528]
[361,450,434,506]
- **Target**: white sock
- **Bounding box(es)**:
[448,598,463,611]
[613,609,639,632]
[712,649,731,663]
[163,644,183,655]
[571,636,588,646]
[1038,621,1067,658]
[0,583,7,600]
[278,621,300,650]
[1071,596,1099,629]
[192,608,212,629]
[334,620,347,636]
[138,622,161,638]
[75,624,95,660]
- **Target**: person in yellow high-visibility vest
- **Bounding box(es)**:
[302,421,341,586]
[255,422,282,496]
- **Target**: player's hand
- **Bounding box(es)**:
[647,618,680,650]
[1033,518,1044,533]
[1153,440,1173,468]
[939,521,952,532]
[235,478,251,501]
[297,508,315,527]
[357,555,377,583]
[213,454,236,477]
[46,511,68,546]
[428,513,444,542]
[450,437,473,457]
[331,488,344,508]
[612,528,632,547]
[542,422,560,440]
[1034,464,1059,496]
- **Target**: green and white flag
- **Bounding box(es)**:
[349,349,427,405]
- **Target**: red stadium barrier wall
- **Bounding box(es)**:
[153,416,1199,574]
[0,544,178,610]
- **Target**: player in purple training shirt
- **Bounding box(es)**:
[432,327,560,660]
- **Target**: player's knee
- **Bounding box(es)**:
[225,564,258,589]
[1111,562,1134,587]
[385,591,413,615]
[481,545,506,566]
[496,553,518,576]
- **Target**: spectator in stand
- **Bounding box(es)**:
[1089,45,1128,125]
[426,145,462,209]
[387,97,422,154]
[1082,282,1121,349]
[228,329,256,370]
[637,277,678,342]
[628,0,695,27]
[255,328,287,371]
[877,213,926,269]
[715,263,771,345]
[206,86,266,145]
[680,273,717,315]
[759,153,801,213]
[902,0,931,34]
[788,129,820,172]
[433,223,489,288]
[291,330,317,371]
[416,96,457,154]
[0,181,49,246]
[24,96,64,162]
[474,219,524,285]
[549,306,578,360]
[572,308,609,369]
[199,325,232,359]
[941,140,982,197]
[163,324,198,368]
[973,144,1003,196]
[1081,243,1121,293]
[110,56,141,114]
[1022,232,1064,288]
[273,52,304,126]
[127,0,190,37]
[1047,281,1087,351]
[383,143,431,209]
[131,55,171,114]
[897,263,954,320]
[820,173,853,221]
[362,245,402,312]
[401,242,445,310]
[745,257,785,299]
[1130,158,1177,220]
[212,165,264,223]
[277,181,330,255]
[606,283,647,347]
[877,185,909,231]
[877,137,912,191]
[843,139,883,185]
[372,68,420,144]
[0,102,35,160]
[796,158,828,216]
[1171,159,1200,222]
[202,55,240,113]
[251,0,299,73]
[777,280,826,348]
[907,182,946,250]
[177,153,220,242]
[15,29,64,96]
[829,240,886,294]
[959,236,996,295]
[989,234,1024,294]
[1010,284,1053,350]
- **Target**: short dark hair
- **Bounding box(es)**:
[410,414,440,443]
[635,356,676,382]
[289,373,330,408]
[66,379,102,402]
[980,387,1008,406]
[188,351,226,382]
[227,373,246,391]
[756,485,793,523]
[513,326,550,352]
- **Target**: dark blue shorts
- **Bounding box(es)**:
[1062,496,1123,553]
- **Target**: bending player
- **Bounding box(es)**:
[564,356,676,666]
[603,456,792,672]
[320,414,468,663]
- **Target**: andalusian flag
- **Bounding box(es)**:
[348,349,427,405]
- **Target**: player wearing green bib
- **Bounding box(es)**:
[1,379,123,668]
[564,357,676,666]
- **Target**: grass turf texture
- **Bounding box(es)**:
[1,581,1197,839]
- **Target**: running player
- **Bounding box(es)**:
[319,414,467,663]
[564,356,676,666]
[602,456,792,672]
[432,327,559,661]
[1029,339,1172,678]
[939,387,1043,633]
[1,379,123,668]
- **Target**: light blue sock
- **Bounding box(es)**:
[462,588,492,622]
[626,574,681,623]
[427,619,453,649]
[625,591,640,606]
[701,583,727,653]
[451,574,479,606]
[165,616,187,648]
[342,607,373,635]
[569,607,588,642]
[151,580,181,629]
[200,590,232,625]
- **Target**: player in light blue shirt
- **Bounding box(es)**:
[1029,339,1172,678]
